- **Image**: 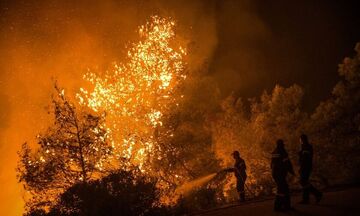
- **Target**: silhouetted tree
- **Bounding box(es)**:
[308,43,360,183]
[17,84,112,213]
[250,84,307,153]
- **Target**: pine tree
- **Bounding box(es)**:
[17,84,112,212]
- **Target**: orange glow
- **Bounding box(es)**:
[77,16,187,169]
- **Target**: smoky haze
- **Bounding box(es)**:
[0,0,359,214]
[210,0,360,107]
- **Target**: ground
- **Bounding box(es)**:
[195,187,360,216]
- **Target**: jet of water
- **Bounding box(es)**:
[175,173,217,196]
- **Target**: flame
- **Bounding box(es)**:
[77,16,187,169]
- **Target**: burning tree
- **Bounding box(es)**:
[17,84,112,212]
[76,16,225,205]
[77,16,187,170]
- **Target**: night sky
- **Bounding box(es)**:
[211,0,360,110]
[0,0,360,214]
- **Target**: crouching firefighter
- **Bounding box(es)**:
[224,150,247,202]
[271,139,295,211]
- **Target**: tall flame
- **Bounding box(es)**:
[77,16,187,169]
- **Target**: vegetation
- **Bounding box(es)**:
[17,85,112,212]
[26,169,180,216]
[208,43,360,199]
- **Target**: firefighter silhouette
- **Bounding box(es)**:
[298,134,323,204]
[225,150,247,202]
[271,139,295,211]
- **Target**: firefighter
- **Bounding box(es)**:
[271,139,295,211]
[224,150,247,202]
[298,134,323,204]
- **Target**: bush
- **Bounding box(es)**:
[28,169,178,216]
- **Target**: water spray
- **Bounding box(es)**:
[175,173,217,196]
[174,169,256,202]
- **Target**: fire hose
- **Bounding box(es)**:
[217,169,256,199]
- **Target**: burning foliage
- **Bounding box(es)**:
[76,16,187,171]
[18,16,191,213]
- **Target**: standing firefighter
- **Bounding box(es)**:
[271,139,295,211]
[298,134,322,204]
[225,151,247,202]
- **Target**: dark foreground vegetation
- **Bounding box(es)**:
[25,169,183,216]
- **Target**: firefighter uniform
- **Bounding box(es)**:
[271,141,294,211]
[299,142,322,203]
[234,157,247,201]
[225,151,247,202]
